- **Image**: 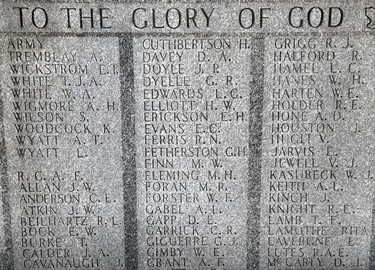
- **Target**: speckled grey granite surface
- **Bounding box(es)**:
[0,1,374,270]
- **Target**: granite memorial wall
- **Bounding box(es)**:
[0,1,374,269]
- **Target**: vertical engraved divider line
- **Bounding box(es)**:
[0,37,14,269]
[119,35,138,270]
[371,193,375,269]
[247,35,264,270]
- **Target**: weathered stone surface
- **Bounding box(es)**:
[0,1,374,270]
[261,35,375,270]
[134,34,254,269]
[1,36,125,269]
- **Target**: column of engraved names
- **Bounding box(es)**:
[261,36,374,269]
[1,37,125,269]
[134,36,253,270]
[0,36,12,270]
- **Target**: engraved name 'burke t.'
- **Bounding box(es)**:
[0,1,374,270]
